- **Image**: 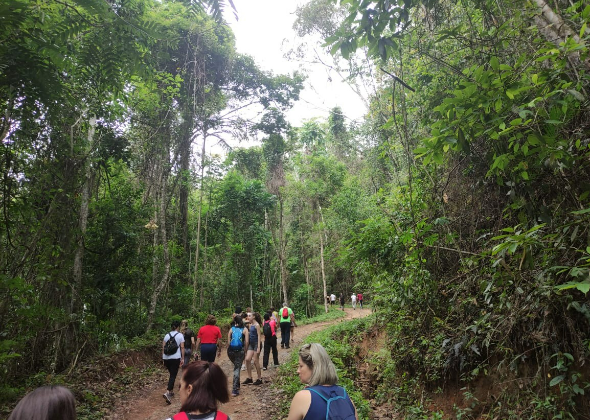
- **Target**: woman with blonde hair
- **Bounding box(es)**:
[287,343,358,420]
[242,312,263,386]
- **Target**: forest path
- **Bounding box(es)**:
[107,307,371,420]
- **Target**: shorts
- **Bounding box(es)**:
[248,341,259,351]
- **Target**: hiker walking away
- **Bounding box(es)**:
[351,292,357,310]
[227,315,249,397]
[196,315,222,363]
[330,293,336,306]
[163,361,231,420]
[262,312,279,370]
[181,320,195,365]
[287,343,358,420]
[163,320,185,404]
[357,292,363,309]
[279,303,295,348]
[339,293,345,310]
[243,312,263,386]
[270,307,279,324]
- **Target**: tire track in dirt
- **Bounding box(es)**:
[107,308,371,420]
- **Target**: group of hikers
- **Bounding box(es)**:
[328,291,364,310]
[161,303,297,404]
[8,301,359,420]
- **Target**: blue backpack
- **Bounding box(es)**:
[307,386,356,420]
[228,326,243,351]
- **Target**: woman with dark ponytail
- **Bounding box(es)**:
[163,360,231,420]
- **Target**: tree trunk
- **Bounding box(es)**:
[147,157,171,332]
[72,115,96,315]
[318,206,328,314]
[192,129,207,312]
[532,0,589,71]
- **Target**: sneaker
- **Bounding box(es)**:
[253,379,263,386]
[280,344,284,348]
[232,391,239,397]
[262,367,267,371]
[169,391,174,397]
[241,364,246,371]
[242,378,253,385]
[285,346,290,349]
[163,392,171,405]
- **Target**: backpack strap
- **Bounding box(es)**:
[307,386,348,420]
[214,411,228,420]
[172,412,189,420]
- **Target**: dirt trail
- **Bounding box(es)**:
[107,307,371,420]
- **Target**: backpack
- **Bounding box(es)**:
[172,411,228,420]
[282,307,289,318]
[307,386,356,420]
[164,332,179,356]
[228,326,243,351]
[263,320,273,339]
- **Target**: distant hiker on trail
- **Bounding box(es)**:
[196,315,222,363]
[181,320,195,365]
[163,320,185,405]
[271,307,279,324]
[8,385,77,420]
[286,343,358,420]
[262,312,279,370]
[163,360,231,420]
[227,315,249,397]
[339,293,345,310]
[243,312,263,386]
[357,292,363,309]
[330,293,336,306]
[279,303,295,349]
[351,292,357,310]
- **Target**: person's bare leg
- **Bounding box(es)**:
[253,352,262,379]
[245,349,253,380]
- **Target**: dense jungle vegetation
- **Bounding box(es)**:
[1,0,589,418]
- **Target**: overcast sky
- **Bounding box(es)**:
[224,0,368,126]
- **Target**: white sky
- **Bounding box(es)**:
[224,0,368,127]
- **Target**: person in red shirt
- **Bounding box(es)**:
[262,312,279,370]
[357,292,364,309]
[196,315,223,362]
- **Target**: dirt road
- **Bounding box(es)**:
[107,307,371,420]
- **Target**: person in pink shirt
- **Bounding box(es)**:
[196,315,222,362]
[262,312,279,370]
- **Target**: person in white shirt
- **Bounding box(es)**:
[351,293,357,310]
[330,293,336,306]
[162,320,185,404]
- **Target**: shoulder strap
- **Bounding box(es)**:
[307,386,329,402]
[172,412,189,420]
[215,411,229,420]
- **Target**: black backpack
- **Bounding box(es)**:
[263,321,273,339]
[164,332,179,355]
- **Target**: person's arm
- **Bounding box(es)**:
[162,338,166,363]
[255,323,261,353]
[180,341,185,367]
[217,328,222,355]
[195,337,201,359]
[243,327,249,350]
[286,390,311,420]
[191,336,196,353]
[290,311,297,326]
